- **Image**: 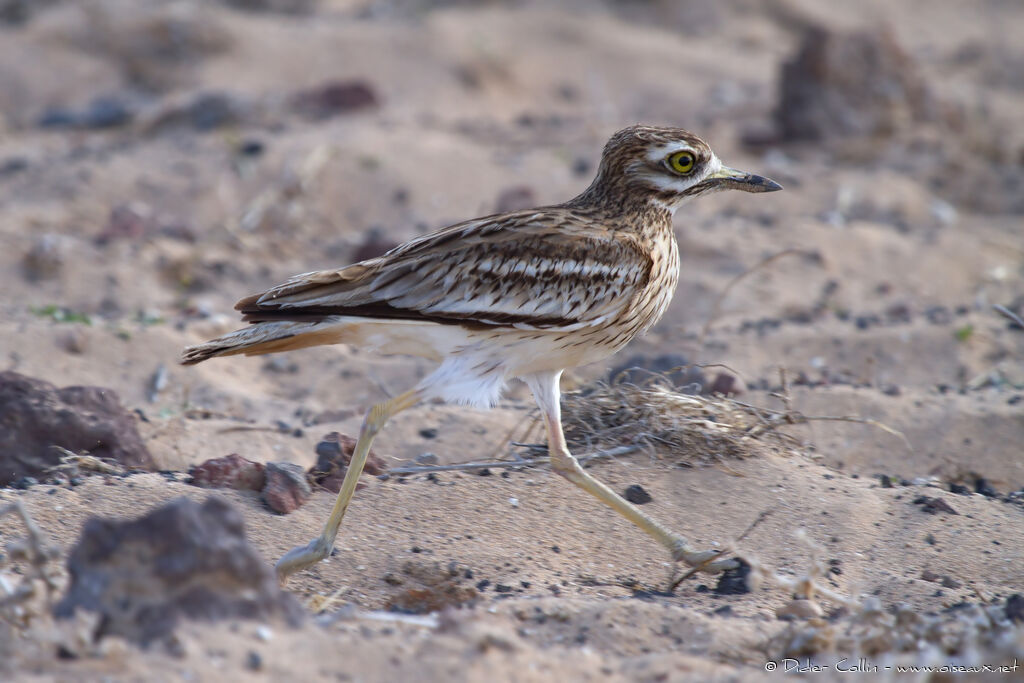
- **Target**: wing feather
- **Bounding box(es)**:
[236,210,652,330]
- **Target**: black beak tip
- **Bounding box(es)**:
[752,174,783,193]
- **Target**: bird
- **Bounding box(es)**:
[181,125,782,583]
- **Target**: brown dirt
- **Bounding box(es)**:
[1,0,1022,680]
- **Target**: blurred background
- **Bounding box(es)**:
[0,0,1021,479]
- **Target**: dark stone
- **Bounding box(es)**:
[713,560,751,595]
[80,96,134,129]
[912,495,959,515]
[924,306,952,325]
[0,156,29,176]
[309,432,386,494]
[419,428,438,439]
[0,371,154,486]
[707,371,743,397]
[189,92,243,131]
[261,462,311,514]
[37,107,79,129]
[291,80,379,120]
[239,139,265,157]
[96,205,151,245]
[623,484,652,505]
[55,497,304,646]
[1006,594,1024,623]
[1,0,59,24]
[223,0,317,14]
[949,482,970,495]
[974,477,998,498]
[190,453,266,491]
[775,26,937,142]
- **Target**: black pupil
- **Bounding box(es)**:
[677,154,691,167]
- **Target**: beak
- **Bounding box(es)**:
[702,166,782,193]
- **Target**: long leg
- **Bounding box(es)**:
[522,370,737,573]
[276,388,422,582]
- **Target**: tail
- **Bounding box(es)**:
[181,321,339,365]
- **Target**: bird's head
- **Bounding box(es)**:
[580,125,781,212]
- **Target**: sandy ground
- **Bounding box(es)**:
[1,0,1022,680]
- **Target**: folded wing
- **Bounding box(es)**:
[236,210,653,331]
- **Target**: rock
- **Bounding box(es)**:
[79,95,134,129]
[415,452,439,466]
[190,454,266,491]
[912,495,958,515]
[713,560,751,595]
[0,0,59,24]
[187,92,245,131]
[96,204,153,245]
[37,96,134,130]
[974,477,998,498]
[1006,594,1024,623]
[261,462,311,514]
[623,484,652,505]
[291,80,379,120]
[494,186,536,213]
[707,371,744,397]
[309,432,387,494]
[143,91,250,134]
[608,353,706,394]
[21,234,66,282]
[775,26,938,142]
[54,497,303,647]
[0,371,154,486]
[776,599,824,620]
[56,328,88,355]
[36,106,79,129]
[222,0,318,14]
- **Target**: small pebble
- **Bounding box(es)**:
[415,452,439,466]
[246,651,263,671]
[776,599,824,619]
[255,626,273,642]
[624,484,652,505]
[975,477,998,498]
[509,497,519,508]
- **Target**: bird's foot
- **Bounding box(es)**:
[275,535,333,584]
[670,536,739,574]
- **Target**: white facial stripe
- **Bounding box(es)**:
[644,174,692,193]
[707,153,722,176]
[645,142,694,163]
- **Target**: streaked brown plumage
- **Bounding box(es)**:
[182,125,781,583]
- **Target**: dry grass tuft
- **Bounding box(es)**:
[559,376,806,464]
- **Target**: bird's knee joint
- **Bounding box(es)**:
[549,451,584,479]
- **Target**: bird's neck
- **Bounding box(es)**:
[563,183,676,236]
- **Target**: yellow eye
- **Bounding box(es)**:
[667,151,695,174]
